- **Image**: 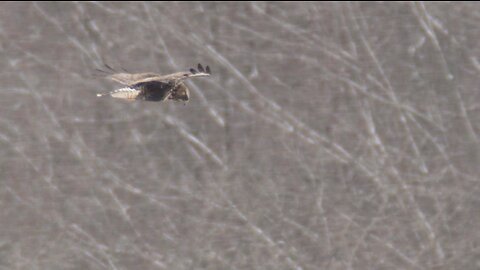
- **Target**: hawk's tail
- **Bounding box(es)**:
[96,87,140,100]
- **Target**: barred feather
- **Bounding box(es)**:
[97,87,141,100]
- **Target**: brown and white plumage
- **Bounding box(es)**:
[97,64,211,102]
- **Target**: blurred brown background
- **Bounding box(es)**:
[1,2,479,269]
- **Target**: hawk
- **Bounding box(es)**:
[96,63,211,102]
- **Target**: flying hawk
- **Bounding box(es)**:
[97,64,211,102]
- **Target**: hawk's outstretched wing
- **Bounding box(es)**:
[108,72,159,86]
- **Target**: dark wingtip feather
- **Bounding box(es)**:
[104,63,115,72]
[198,63,204,72]
[206,66,211,74]
[95,68,109,74]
